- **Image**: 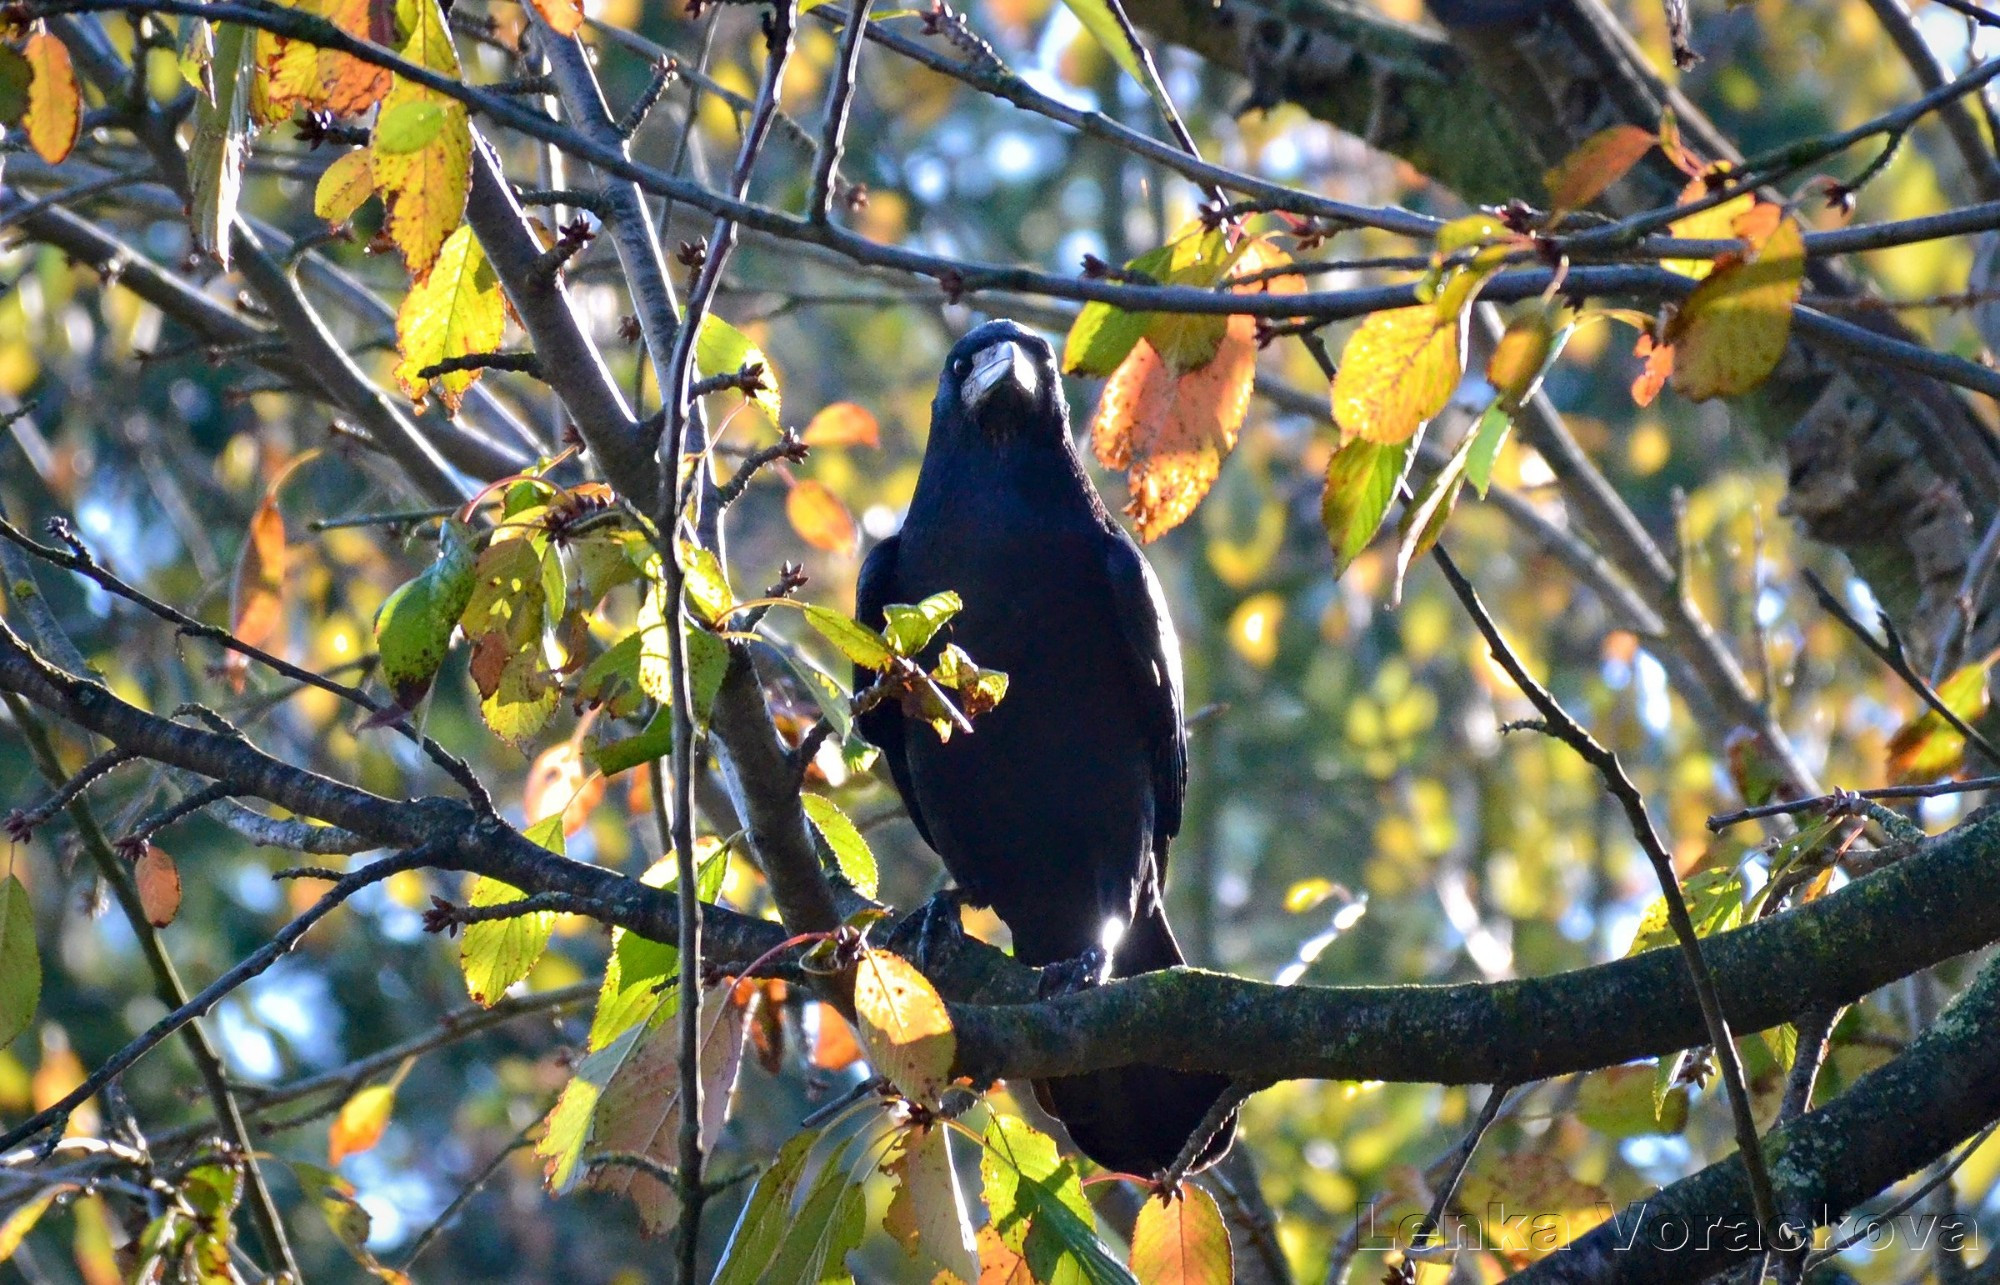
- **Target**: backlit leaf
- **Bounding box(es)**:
[1576,1062,1688,1137]
[1544,124,1656,215]
[394,224,505,412]
[1887,661,1992,783]
[315,0,391,116]
[1321,437,1412,575]
[803,402,881,448]
[0,1186,63,1260]
[695,315,781,422]
[224,490,286,691]
[854,949,954,1107]
[1330,306,1462,444]
[187,22,251,264]
[134,846,182,928]
[812,1005,863,1070]
[1487,311,1556,409]
[1058,0,1144,85]
[374,97,446,153]
[528,0,586,36]
[1664,171,1756,279]
[1465,401,1513,498]
[314,149,376,223]
[1666,213,1804,401]
[881,591,962,656]
[885,1124,979,1284]
[1626,867,1743,957]
[22,31,79,165]
[787,480,858,553]
[371,0,468,280]
[1091,327,1253,543]
[460,816,561,1005]
[981,1113,1133,1284]
[0,875,40,1049]
[801,793,878,897]
[1129,1185,1231,1284]
[805,604,895,669]
[713,1127,823,1285]
[524,742,603,835]
[760,1127,871,1284]
[328,1083,396,1164]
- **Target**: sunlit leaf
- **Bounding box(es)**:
[1666,213,1804,401]
[881,591,961,656]
[713,1127,823,1285]
[1887,661,1992,783]
[787,480,858,554]
[313,149,376,224]
[1321,437,1412,575]
[1487,311,1556,409]
[328,1082,397,1164]
[1626,867,1743,956]
[527,0,586,36]
[801,793,878,897]
[812,1005,863,1070]
[374,519,478,708]
[0,874,39,1053]
[371,0,469,280]
[22,31,80,166]
[1630,331,1674,407]
[460,817,561,1005]
[134,845,182,928]
[1458,1154,1609,1266]
[394,225,505,412]
[187,22,251,264]
[885,1124,979,1283]
[853,949,954,1107]
[1129,1185,1231,1284]
[1544,124,1656,215]
[224,490,286,691]
[695,315,781,422]
[315,0,392,115]
[803,402,881,448]
[982,1112,1134,1284]
[0,1186,64,1259]
[761,1126,871,1283]
[805,604,895,669]
[1576,1063,1688,1137]
[1664,171,1756,279]
[1464,402,1512,498]
[1329,306,1462,444]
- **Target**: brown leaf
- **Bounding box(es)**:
[786,479,857,553]
[1543,124,1656,215]
[134,845,182,928]
[802,402,881,448]
[22,31,80,165]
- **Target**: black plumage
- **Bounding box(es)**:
[854,319,1235,1176]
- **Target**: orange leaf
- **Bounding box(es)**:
[317,0,392,116]
[527,0,585,36]
[1091,323,1256,542]
[852,949,954,1107]
[811,1004,862,1070]
[523,742,604,836]
[802,402,880,448]
[1630,332,1674,407]
[977,1225,1035,1285]
[1666,213,1804,401]
[22,31,79,165]
[786,479,857,553]
[225,492,286,691]
[134,846,182,928]
[1543,124,1656,216]
[328,1083,395,1163]
[1886,662,1991,784]
[1329,306,1462,444]
[1129,1185,1232,1284]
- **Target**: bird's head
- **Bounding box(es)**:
[934,320,1067,445]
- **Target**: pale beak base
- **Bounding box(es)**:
[961,339,1040,415]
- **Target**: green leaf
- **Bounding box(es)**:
[0,46,33,126]
[1321,437,1413,575]
[375,518,479,708]
[0,873,39,1048]
[804,604,894,670]
[982,1113,1135,1285]
[695,315,781,421]
[586,850,726,1052]
[800,794,878,897]
[182,1164,243,1220]
[188,20,252,265]
[678,542,734,627]
[1465,401,1513,498]
[1064,241,1176,377]
[588,705,673,779]
[1627,868,1744,957]
[636,585,731,719]
[1391,427,1479,603]
[714,1127,823,1285]
[459,815,562,1005]
[1057,0,1145,92]
[373,97,446,153]
[762,1130,871,1284]
[881,591,961,657]
[1577,1063,1687,1137]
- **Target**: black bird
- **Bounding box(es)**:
[854,319,1236,1176]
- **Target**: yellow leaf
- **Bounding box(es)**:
[314,149,375,223]
[22,31,79,165]
[1330,306,1462,444]
[802,401,880,448]
[372,0,468,281]
[1666,214,1804,401]
[1543,124,1656,215]
[528,0,585,36]
[852,949,955,1108]
[1664,171,1755,278]
[328,1083,396,1164]
[253,11,319,125]
[1487,311,1556,408]
[786,479,857,553]
[393,224,504,410]
[1887,661,1992,783]
[0,1186,66,1259]
[1129,1185,1232,1284]
[1457,1155,1608,1267]
[134,845,182,928]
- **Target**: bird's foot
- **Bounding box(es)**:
[886,888,971,974]
[1036,945,1109,998]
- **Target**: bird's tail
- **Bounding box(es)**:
[1030,902,1237,1177]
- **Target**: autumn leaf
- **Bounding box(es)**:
[786,479,857,553]
[223,490,286,691]
[316,0,392,115]
[523,742,604,835]
[1664,170,1756,278]
[1630,331,1675,407]
[1487,310,1557,409]
[802,401,880,448]
[394,224,505,411]
[314,149,376,224]
[1543,124,1656,216]
[134,846,183,928]
[1330,305,1463,444]
[21,30,80,166]
[1320,437,1411,575]
[852,948,955,1108]
[1090,324,1254,543]
[527,0,585,36]
[329,1082,397,1164]
[372,0,469,281]
[1129,1185,1231,1284]
[188,21,253,266]
[812,1005,863,1070]
[1887,661,1992,783]
[0,875,40,1049]
[1666,213,1804,401]
[883,1124,978,1283]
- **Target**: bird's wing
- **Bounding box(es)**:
[1103,526,1188,852]
[854,534,937,851]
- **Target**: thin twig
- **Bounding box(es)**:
[399,1121,538,1270]
[1709,774,2000,829]
[1410,1084,1516,1254]
[1428,544,1783,1252]
[1804,1120,2000,1269]
[808,0,871,223]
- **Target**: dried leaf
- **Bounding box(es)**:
[22,31,80,165]
[1630,331,1675,407]
[134,846,182,928]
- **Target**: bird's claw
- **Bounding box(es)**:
[1037,944,1109,998]
[885,888,971,974]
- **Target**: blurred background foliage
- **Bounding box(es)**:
[3,0,1998,1279]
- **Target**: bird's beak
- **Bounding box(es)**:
[961,340,1039,416]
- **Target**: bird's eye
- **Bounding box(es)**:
[953,357,970,380]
